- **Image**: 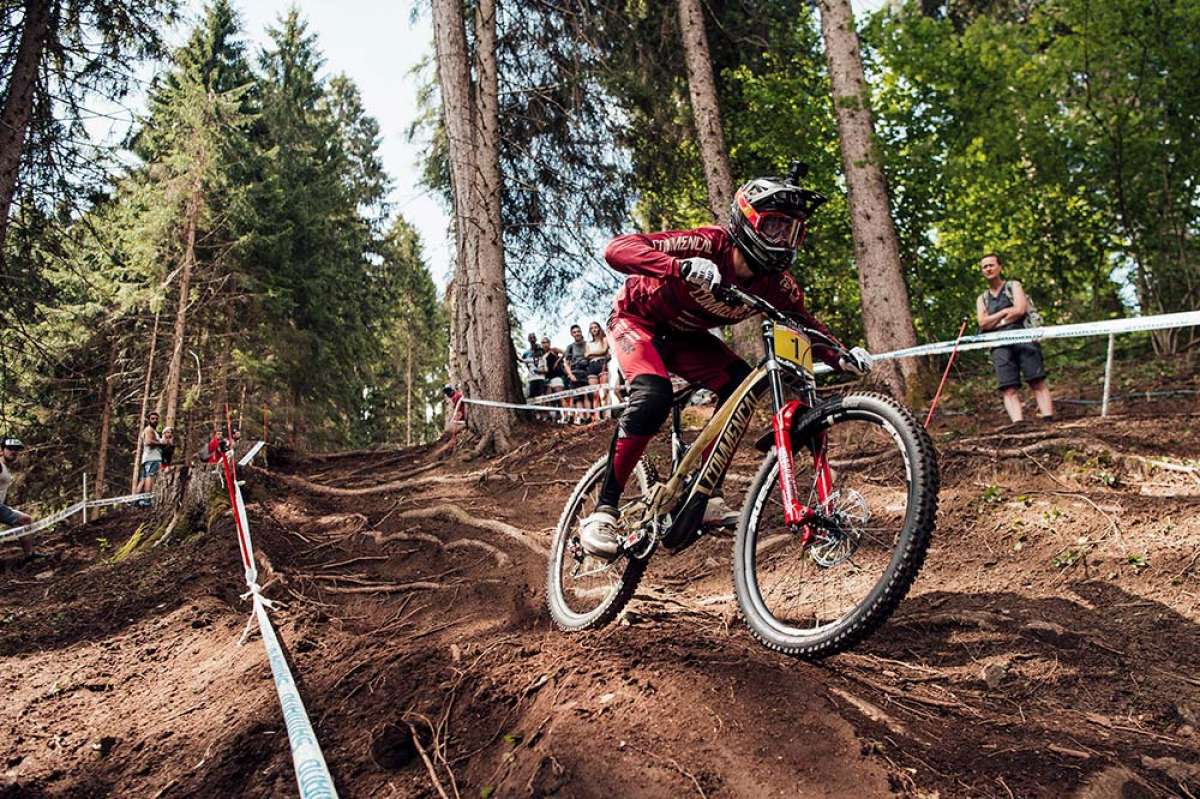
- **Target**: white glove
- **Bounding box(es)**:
[679,257,721,291]
[839,346,874,376]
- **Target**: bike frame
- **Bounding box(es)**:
[649,288,839,543]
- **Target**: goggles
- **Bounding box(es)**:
[736,191,807,249]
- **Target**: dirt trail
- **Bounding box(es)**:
[2,400,1200,798]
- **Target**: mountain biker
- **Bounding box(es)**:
[581,171,873,558]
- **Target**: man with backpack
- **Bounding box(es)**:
[976,253,1054,424]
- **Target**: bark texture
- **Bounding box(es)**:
[432,0,519,453]
[677,0,761,361]
[818,0,922,399]
[678,0,734,222]
[131,310,161,492]
[162,175,202,430]
[95,337,119,497]
[0,0,53,259]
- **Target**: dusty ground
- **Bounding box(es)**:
[2,382,1200,798]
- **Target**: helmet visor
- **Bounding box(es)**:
[755,212,806,248]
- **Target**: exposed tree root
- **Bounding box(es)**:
[270,469,493,497]
[393,504,547,557]
[359,528,513,567]
[444,538,511,567]
[323,581,448,594]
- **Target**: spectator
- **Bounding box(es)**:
[521,332,547,399]
[541,337,569,424]
[563,324,591,424]
[443,384,467,436]
[135,411,163,505]
[0,438,39,561]
[977,253,1054,424]
[584,320,611,420]
[159,428,176,469]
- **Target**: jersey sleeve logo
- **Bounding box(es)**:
[651,234,713,255]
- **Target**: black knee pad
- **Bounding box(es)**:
[715,359,753,406]
[619,375,673,437]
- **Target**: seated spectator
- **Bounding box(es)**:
[443,384,467,436]
[976,253,1054,424]
[159,428,176,469]
[0,438,40,561]
[194,426,224,465]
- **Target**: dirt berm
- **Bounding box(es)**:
[2,398,1199,798]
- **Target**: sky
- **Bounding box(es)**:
[99,0,885,348]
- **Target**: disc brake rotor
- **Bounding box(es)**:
[809,488,870,568]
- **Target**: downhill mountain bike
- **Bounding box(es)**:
[546,284,939,658]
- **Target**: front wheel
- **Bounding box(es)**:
[546,455,653,631]
[733,392,938,658]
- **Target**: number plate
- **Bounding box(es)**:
[773,327,814,372]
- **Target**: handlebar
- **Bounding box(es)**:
[712,284,848,356]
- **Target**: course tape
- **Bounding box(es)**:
[0,492,152,543]
[219,452,338,799]
[470,311,1200,413]
[527,383,610,404]
[873,310,1200,362]
[462,396,626,415]
[239,440,267,466]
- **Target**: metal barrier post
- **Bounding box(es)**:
[82,474,88,524]
[1101,333,1115,417]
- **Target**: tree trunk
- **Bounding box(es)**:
[432,0,518,453]
[0,0,52,261]
[676,0,762,362]
[95,335,119,498]
[678,0,734,222]
[213,309,232,433]
[818,0,922,399]
[131,309,161,493]
[405,327,414,447]
[162,176,202,430]
[148,464,225,544]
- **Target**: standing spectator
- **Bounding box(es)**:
[521,332,547,399]
[584,320,611,420]
[135,411,163,505]
[443,384,467,436]
[564,324,591,424]
[977,253,1054,423]
[542,337,569,423]
[0,438,39,561]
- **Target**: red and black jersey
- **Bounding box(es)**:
[604,225,842,367]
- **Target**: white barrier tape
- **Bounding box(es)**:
[462,311,1200,416]
[87,492,153,509]
[0,492,153,543]
[873,310,1200,362]
[253,593,337,799]
[527,383,607,404]
[220,452,338,799]
[461,396,627,415]
[239,440,267,467]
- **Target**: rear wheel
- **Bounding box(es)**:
[733,392,938,658]
[546,456,653,631]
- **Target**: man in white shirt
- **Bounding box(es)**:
[0,438,37,560]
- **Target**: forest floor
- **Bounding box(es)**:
[2,374,1200,798]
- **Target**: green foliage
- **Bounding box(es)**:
[3,2,445,509]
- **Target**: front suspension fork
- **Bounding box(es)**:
[772,399,834,538]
